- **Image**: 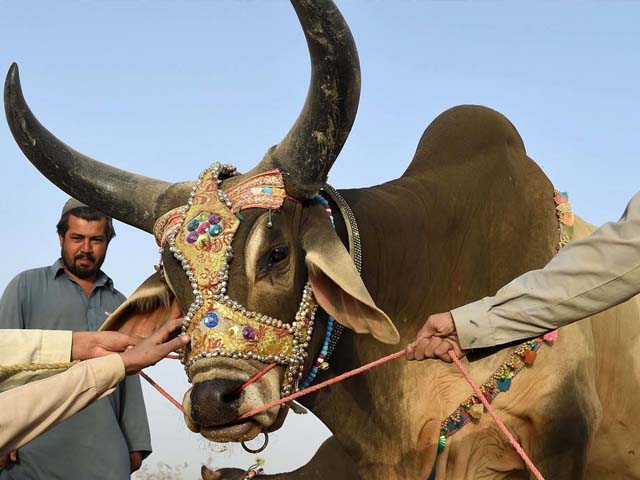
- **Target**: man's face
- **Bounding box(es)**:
[59,215,109,280]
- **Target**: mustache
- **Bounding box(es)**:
[75,253,96,262]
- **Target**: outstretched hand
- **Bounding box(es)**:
[405,312,466,363]
[119,318,190,375]
[71,331,141,361]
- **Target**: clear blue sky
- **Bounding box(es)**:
[1,2,638,477]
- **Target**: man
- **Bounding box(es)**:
[0,199,152,479]
[406,190,640,362]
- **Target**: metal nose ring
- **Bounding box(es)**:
[241,431,269,454]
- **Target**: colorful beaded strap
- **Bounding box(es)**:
[438,190,573,452]
[438,331,558,451]
[299,193,338,389]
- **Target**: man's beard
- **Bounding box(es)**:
[61,249,105,279]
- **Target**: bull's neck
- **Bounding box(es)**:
[298,176,449,476]
[342,176,452,340]
[299,165,557,477]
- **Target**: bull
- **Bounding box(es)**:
[4,1,640,478]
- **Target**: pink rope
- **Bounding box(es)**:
[235,362,278,394]
[145,349,544,478]
[140,371,185,414]
[448,351,544,480]
[237,350,406,421]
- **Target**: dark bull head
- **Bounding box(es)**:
[4,0,399,443]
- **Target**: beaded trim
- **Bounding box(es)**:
[160,163,317,396]
[299,194,337,389]
[322,184,362,272]
[242,462,264,479]
[226,170,288,213]
[554,190,574,250]
[319,185,363,359]
[298,187,363,388]
[438,336,554,450]
[437,190,574,452]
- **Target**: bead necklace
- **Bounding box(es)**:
[437,190,574,452]
[438,332,557,451]
[299,186,362,389]
[299,194,336,389]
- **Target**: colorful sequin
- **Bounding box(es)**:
[184,212,226,246]
[204,312,219,328]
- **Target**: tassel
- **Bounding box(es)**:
[523,350,537,366]
[496,377,512,392]
[469,403,484,420]
[267,208,273,228]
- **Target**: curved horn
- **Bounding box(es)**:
[264,0,361,199]
[4,63,173,232]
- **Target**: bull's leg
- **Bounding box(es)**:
[203,435,361,480]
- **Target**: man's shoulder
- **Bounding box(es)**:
[100,271,127,303]
[8,265,53,285]
[112,287,127,303]
[18,265,52,276]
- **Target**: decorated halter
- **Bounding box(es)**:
[153,163,317,396]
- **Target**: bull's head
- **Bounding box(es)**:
[4,0,399,443]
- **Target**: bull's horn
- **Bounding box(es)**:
[262,0,361,199]
[4,63,173,232]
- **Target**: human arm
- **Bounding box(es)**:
[0,353,125,455]
[0,275,60,391]
[0,319,189,455]
[407,191,640,360]
[0,329,141,393]
[71,331,140,360]
[0,329,72,365]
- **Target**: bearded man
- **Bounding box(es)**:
[0,199,152,479]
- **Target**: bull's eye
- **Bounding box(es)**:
[257,246,290,280]
[269,246,289,265]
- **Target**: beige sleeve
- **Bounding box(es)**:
[452,191,640,349]
[0,330,73,392]
[0,353,125,455]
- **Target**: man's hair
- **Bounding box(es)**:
[56,207,116,242]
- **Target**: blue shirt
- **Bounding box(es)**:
[0,259,152,479]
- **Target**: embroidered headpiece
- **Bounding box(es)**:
[153,164,316,396]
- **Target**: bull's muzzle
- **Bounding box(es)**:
[190,378,242,427]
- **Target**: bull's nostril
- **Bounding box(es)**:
[222,390,241,404]
[190,378,244,427]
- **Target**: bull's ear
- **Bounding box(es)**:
[99,271,181,337]
[300,210,400,345]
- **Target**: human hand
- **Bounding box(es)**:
[119,318,190,375]
[129,451,144,473]
[405,312,466,363]
[71,331,141,360]
[0,450,18,469]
